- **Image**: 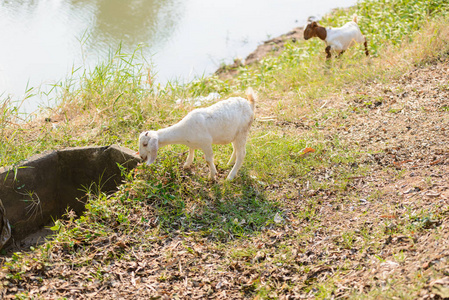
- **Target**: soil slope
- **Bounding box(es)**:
[1,56,448,299]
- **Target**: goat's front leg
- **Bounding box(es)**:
[202,146,217,180]
[325,45,332,60]
[183,148,195,168]
[364,38,369,56]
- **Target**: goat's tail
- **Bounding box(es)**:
[352,14,358,23]
[246,87,257,111]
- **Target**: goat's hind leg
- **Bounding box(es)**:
[325,45,332,60]
[227,142,236,166]
[183,148,195,168]
[202,145,217,180]
[226,139,247,180]
[336,50,345,58]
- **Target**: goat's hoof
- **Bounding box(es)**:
[226,174,236,181]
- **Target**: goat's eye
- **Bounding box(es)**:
[143,142,148,147]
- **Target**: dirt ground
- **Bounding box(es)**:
[289,57,449,298]
[214,27,304,79]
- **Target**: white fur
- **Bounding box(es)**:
[325,21,366,52]
[304,15,368,59]
[138,88,256,180]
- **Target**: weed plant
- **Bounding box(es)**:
[1,0,449,297]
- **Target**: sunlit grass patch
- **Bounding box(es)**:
[46,152,278,244]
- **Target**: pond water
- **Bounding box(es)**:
[0,0,357,114]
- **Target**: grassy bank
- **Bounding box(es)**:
[1,0,448,167]
[1,0,449,298]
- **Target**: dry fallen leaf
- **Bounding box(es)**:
[430,159,443,165]
[380,215,397,219]
[430,277,449,299]
[425,191,441,198]
[299,147,316,158]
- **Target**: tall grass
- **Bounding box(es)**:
[1,46,179,166]
[2,0,449,168]
[0,96,30,167]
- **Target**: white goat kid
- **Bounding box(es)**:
[138,88,256,180]
[303,15,369,59]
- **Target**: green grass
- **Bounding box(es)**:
[2,0,449,166]
[1,0,449,298]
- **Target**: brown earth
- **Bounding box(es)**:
[215,27,304,79]
[1,40,449,300]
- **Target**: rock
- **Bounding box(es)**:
[0,145,140,249]
[274,212,284,224]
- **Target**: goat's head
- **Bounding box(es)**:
[138,131,159,165]
[303,21,318,40]
[303,21,326,41]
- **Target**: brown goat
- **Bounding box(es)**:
[304,16,369,59]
